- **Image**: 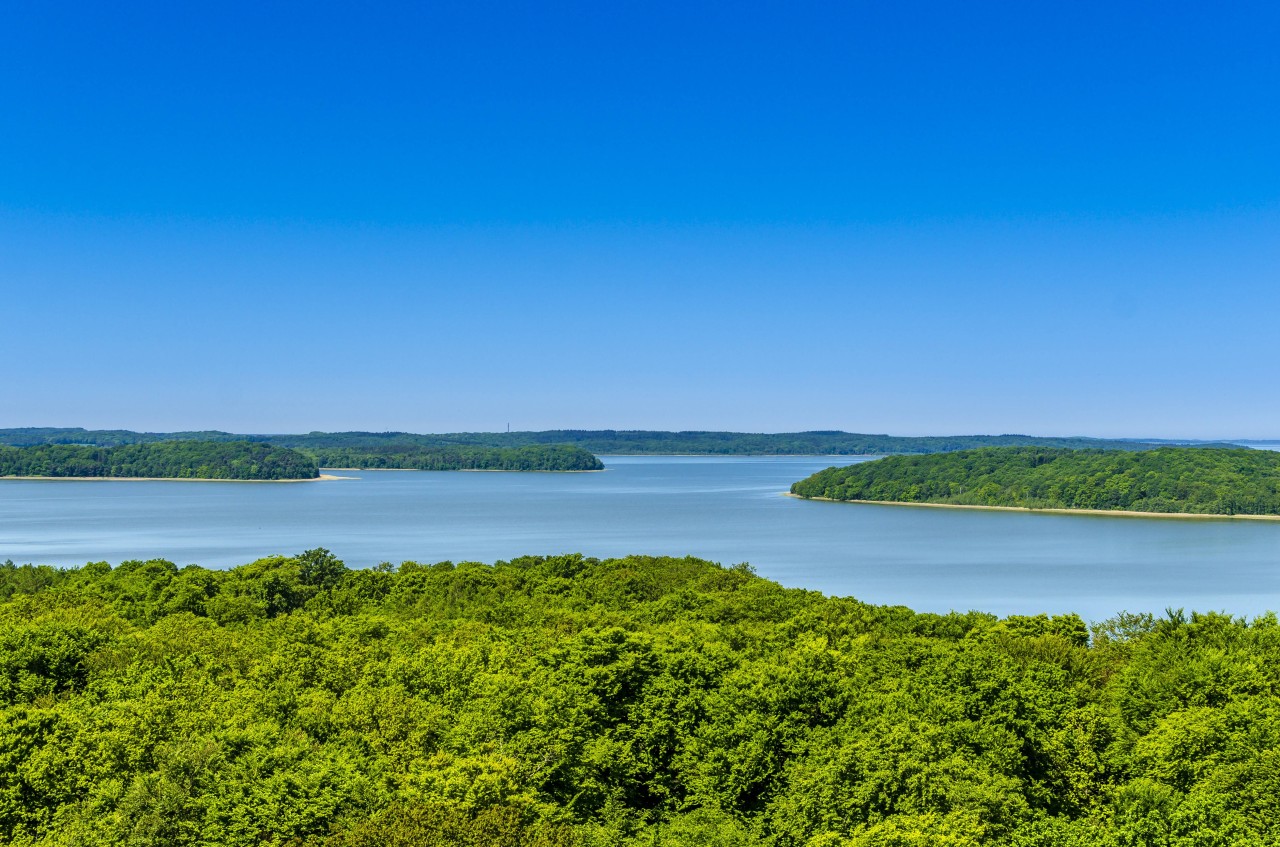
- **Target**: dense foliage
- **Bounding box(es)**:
[304,445,604,471]
[0,441,318,480]
[791,446,1280,516]
[0,428,1175,455]
[3,551,1279,846]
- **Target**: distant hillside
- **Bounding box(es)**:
[791,446,1280,516]
[0,441,317,480]
[0,427,1181,455]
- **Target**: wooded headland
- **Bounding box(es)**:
[0,441,319,480]
[791,445,1280,516]
[0,440,604,477]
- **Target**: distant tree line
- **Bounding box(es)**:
[303,444,604,471]
[2,550,1278,845]
[791,446,1280,515]
[422,430,1167,455]
[0,427,1192,455]
[0,441,318,480]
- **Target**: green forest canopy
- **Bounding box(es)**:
[0,441,318,480]
[2,551,1278,846]
[790,446,1280,516]
[0,427,1193,455]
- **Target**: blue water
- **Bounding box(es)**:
[2,455,1278,621]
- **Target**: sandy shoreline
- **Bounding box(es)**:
[1,474,350,483]
[783,492,1280,522]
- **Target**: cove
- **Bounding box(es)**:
[2,455,1278,621]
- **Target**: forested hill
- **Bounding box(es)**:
[306,444,604,471]
[0,441,318,480]
[3,550,1279,845]
[791,446,1280,516]
[0,427,1183,455]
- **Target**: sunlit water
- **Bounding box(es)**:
[2,455,1278,621]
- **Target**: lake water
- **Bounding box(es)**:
[2,454,1278,622]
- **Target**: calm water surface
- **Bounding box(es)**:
[2,455,1278,621]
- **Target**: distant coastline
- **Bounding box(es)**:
[0,427,1195,456]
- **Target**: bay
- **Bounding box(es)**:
[2,454,1278,622]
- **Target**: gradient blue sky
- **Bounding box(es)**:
[3,2,1277,437]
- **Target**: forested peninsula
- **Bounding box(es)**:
[791,446,1280,516]
[0,438,603,475]
[0,441,319,480]
[3,551,1278,846]
[0,427,1182,456]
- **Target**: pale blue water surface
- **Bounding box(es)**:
[2,455,1278,622]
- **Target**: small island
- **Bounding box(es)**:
[0,441,321,480]
[790,446,1280,517]
[303,444,605,471]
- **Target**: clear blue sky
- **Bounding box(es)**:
[2,2,1277,437]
